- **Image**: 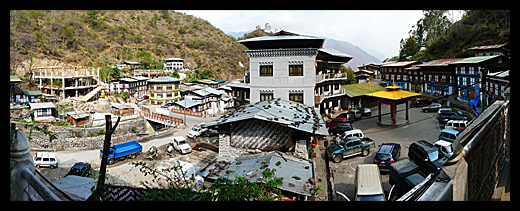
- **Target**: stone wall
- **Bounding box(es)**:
[14,117,145,151]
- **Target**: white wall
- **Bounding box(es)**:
[248,48,318,107]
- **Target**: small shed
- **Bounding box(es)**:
[29,102,56,122]
[65,111,90,126]
[111,103,135,116]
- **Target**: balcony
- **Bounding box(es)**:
[314,88,346,104]
[316,72,347,83]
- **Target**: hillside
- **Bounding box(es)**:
[9,10,249,81]
[414,10,510,61]
[322,37,381,69]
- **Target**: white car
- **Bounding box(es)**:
[186,126,206,139]
[170,136,192,154]
[434,140,454,159]
[33,152,58,169]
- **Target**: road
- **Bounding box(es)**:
[38,114,220,187]
[329,104,442,200]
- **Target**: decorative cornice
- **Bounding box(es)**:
[246,48,319,58]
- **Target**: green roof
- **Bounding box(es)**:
[449,55,499,64]
[213,79,226,83]
[22,90,43,96]
[341,82,387,98]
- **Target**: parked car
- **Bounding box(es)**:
[439,113,470,125]
[335,129,365,143]
[444,120,469,130]
[354,164,386,201]
[434,140,454,159]
[389,158,424,198]
[161,102,175,108]
[348,110,362,120]
[187,125,207,139]
[169,136,192,154]
[326,117,349,128]
[374,143,401,171]
[327,136,376,163]
[422,103,442,113]
[437,108,457,120]
[408,140,448,174]
[361,108,372,116]
[328,123,353,136]
[66,162,92,177]
[439,128,460,143]
[437,108,453,115]
[335,113,354,123]
[410,98,431,108]
[33,152,58,169]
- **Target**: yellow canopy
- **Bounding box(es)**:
[365,89,421,100]
[364,81,420,100]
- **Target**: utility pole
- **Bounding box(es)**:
[93,115,120,200]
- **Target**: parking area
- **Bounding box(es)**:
[328,103,443,200]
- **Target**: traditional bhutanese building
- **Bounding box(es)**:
[239,30,352,115]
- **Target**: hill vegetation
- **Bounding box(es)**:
[10,10,249,81]
[398,10,510,62]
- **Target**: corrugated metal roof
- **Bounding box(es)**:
[380,61,421,67]
[201,151,313,196]
[416,58,464,67]
[175,99,199,108]
[147,76,182,83]
[318,48,352,59]
[204,99,328,136]
[239,34,323,43]
[342,82,387,98]
[449,55,499,64]
[29,102,56,110]
[468,43,508,50]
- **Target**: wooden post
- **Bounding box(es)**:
[391,104,396,125]
[378,102,381,122]
[93,115,120,200]
[406,102,409,121]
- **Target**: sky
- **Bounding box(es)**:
[177,10,464,60]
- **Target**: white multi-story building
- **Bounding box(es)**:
[239,31,352,114]
[164,57,184,70]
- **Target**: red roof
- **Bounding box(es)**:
[417,58,465,67]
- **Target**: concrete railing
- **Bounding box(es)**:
[10,127,60,201]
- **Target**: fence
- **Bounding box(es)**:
[460,100,509,201]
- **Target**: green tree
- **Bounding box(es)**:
[398,35,419,61]
[129,160,284,201]
[340,65,356,85]
[110,67,120,79]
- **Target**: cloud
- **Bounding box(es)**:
[179,10,430,58]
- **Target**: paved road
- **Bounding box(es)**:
[329,104,442,200]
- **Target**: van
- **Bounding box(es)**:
[33,152,58,169]
[444,120,468,130]
[439,128,460,143]
[336,129,364,143]
[354,164,386,201]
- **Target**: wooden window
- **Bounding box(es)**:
[260,65,273,77]
[289,65,303,76]
[260,93,273,101]
[289,93,303,104]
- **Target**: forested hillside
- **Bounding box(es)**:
[399,10,510,62]
[10,10,249,81]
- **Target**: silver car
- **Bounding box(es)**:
[422,103,442,112]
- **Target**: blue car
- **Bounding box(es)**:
[374,143,401,171]
[439,128,460,143]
